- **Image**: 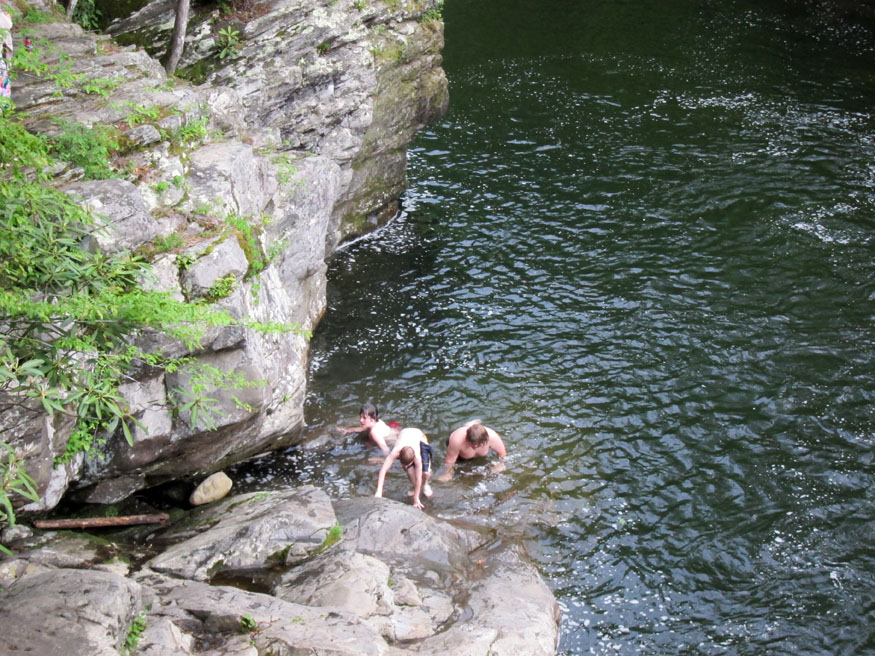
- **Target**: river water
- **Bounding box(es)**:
[241,1,875,653]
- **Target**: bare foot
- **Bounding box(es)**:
[423,483,433,497]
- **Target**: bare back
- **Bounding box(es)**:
[446,424,506,461]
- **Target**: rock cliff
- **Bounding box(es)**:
[3,0,447,508]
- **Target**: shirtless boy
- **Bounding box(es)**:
[340,402,398,454]
[374,427,433,509]
[436,420,507,482]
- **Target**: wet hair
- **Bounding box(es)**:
[466,423,489,447]
[399,446,415,467]
[360,402,379,420]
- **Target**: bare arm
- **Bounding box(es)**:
[490,431,507,473]
[491,432,507,459]
[436,435,460,482]
[374,450,398,497]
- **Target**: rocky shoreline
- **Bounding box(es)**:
[1,487,560,655]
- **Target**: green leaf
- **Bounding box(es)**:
[121,419,133,447]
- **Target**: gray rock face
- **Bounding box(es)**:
[0,569,147,656]
[148,486,337,580]
[0,489,560,655]
[108,0,449,245]
[64,179,160,252]
[3,0,446,510]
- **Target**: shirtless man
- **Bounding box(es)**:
[340,402,398,454]
[436,420,507,482]
[374,427,433,509]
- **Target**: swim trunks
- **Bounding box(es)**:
[420,442,433,473]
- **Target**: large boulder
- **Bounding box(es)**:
[0,569,147,656]
[147,486,337,580]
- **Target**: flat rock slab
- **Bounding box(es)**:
[335,496,480,578]
[148,486,337,580]
[138,571,390,656]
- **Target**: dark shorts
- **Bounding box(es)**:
[420,442,433,473]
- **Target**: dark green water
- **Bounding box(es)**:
[246,0,875,653]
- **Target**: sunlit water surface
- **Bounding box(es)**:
[233,1,875,653]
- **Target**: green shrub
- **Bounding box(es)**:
[239,614,257,633]
[420,1,444,23]
[0,441,40,555]
[47,120,119,180]
[122,612,147,655]
[71,0,101,31]
[218,26,240,59]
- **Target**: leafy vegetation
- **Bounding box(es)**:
[217,26,241,59]
[224,214,280,278]
[204,273,238,302]
[47,120,120,179]
[71,0,102,31]
[122,612,147,655]
[164,114,210,149]
[21,8,59,25]
[167,360,267,431]
[10,30,119,100]
[152,232,184,253]
[239,613,257,633]
[314,523,343,555]
[118,101,162,128]
[0,443,40,556]
[420,1,444,23]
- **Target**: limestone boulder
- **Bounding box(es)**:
[190,471,234,506]
[272,549,394,617]
[0,569,147,656]
[179,234,250,299]
[0,485,560,655]
[64,179,159,253]
[3,0,447,514]
[415,546,561,656]
[136,571,391,656]
[183,142,277,219]
[334,496,480,576]
[147,487,337,580]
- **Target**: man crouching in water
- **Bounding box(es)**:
[374,427,433,509]
[436,420,507,482]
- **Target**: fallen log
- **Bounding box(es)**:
[33,513,170,529]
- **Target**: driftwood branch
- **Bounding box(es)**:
[33,513,169,529]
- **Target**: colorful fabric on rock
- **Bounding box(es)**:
[0,8,12,99]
